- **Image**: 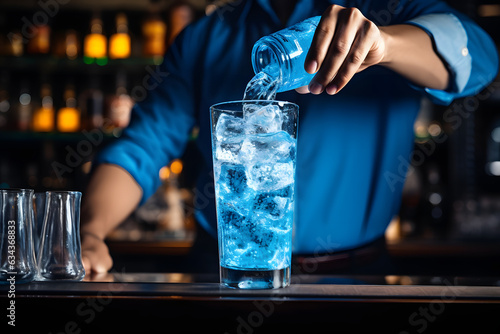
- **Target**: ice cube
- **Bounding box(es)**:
[244,105,283,135]
[246,218,274,248]
[215,141,242,164]
[246,161,294,191]
[239,131,295,164]
[215,113,245,142]
[253,194,289,219]
[217,164,249,196]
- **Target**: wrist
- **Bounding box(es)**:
[81,230,105,242]
[80,221,107,241]
[378,26,395,66]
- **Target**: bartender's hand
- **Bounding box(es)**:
[81,231,113,274]
[297,4,449,95]
[299,5,385,95]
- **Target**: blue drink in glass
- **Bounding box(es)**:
[210,100,298,289]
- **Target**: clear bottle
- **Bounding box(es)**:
[251,16,320,92]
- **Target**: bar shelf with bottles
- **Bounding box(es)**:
[0,6,178,192]
[0,7,174,133]
[0,3,201,246]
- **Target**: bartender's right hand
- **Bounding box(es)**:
[81,232,113,274]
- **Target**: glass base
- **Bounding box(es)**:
[0,271,35,284]
[220,266,290,289]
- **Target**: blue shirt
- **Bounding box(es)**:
[95,0,498,254]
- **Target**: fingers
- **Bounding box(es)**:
[82,249,113,274]
[304,5,342,75]
[82,255,92,274]
[81,236,113,275]
[295,85,310,94]
[325,29,373,94]
[310,16,357,94]
[304,5,382,95]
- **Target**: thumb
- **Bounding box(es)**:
[82,255,92,275]
[295,85,310,94]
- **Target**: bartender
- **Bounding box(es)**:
[80,0,498,274]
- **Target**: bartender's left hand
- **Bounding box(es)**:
[297,4,386,95]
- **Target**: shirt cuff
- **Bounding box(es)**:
[405,13,472,105]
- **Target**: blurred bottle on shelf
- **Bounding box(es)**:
[0,89,9,130]
[84,15,107,64]
[0,71,10,129]
[167,1,195,46]
[32,84,55,132]
[109,13,131,59]
[107,70,133,129]
[83,76,104,130]
[53,30,79,60]
[57,84,80,132]
[15,80,33,131]
[1,31,24,57]
[27,24,51,55]
[142,14,167,58]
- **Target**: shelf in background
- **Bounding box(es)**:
[0,56,163,73]
[0,130,120,143]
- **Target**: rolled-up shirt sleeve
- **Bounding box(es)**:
[405,12,498,105]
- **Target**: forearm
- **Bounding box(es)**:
[81,164,142,240]
[379,24,450,91]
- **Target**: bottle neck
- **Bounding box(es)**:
[252,35,291,87]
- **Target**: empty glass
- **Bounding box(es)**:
[0,189,37,284]
[33,192,47,257]
[36,191,85,281]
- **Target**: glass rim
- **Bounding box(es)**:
[0,188,34,193]
[210,100,299,111]
[45,191,82,195]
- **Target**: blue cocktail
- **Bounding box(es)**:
[210,100,298,289]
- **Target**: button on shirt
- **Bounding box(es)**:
[95,0,498,254]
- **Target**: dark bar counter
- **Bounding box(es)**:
[3,273,500,333]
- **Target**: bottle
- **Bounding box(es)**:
[84,76,104,130]
[84,15,107,64]
[27,24,51,55]
[0,89,9,130]
[52,30,79,60]
[8,31,24,57]
[109,13,131,59]
[32,84,55,132]
[57,84,80,132]
[16,80,32,131]
[65,30,79,60]
[107,70,133,129]
[0,71,10,129]
[142,14,167,58]
[167,2,194,46]
[251,16,320,92]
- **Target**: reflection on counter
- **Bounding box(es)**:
[81,271,500,287]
